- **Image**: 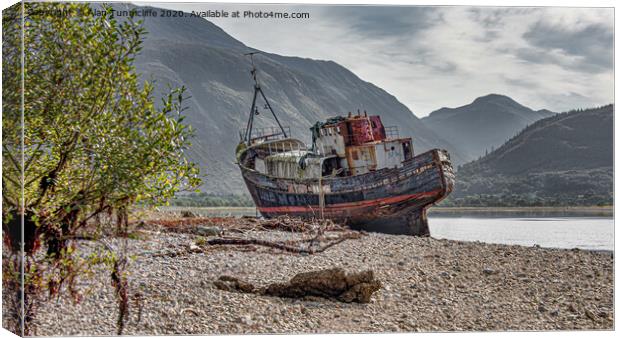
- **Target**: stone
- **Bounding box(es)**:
[482,268,495,275]
[585,309,599,322]
[180,210,198,218]
[568,303,578,313]
[195,226,222,237]
[236,315,253,325]
[213,276,256,293]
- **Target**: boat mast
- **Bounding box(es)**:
[243,52,288,145]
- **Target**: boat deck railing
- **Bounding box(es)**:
[385,126,399,139]
[246,133,308,159]
[240,126,292,143]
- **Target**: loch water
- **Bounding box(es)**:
[429,214,613,251]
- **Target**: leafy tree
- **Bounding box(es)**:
[2,3,200,335]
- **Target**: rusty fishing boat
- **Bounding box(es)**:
[236,54,454,235]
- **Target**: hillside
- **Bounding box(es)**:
[112,4,462,194]
[449,105,613,206]
[422,94,554,164]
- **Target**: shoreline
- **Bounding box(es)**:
[162,205,613,215]
[429,237,615,255]
[152,208,613,252]
[429,206,613,216]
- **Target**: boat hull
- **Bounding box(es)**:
[239,148,455,236]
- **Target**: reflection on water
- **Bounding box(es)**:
[429,216,614,251]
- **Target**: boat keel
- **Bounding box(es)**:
[344,208,430,237]
[406,208,430,237]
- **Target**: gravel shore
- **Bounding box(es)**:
[29,224,613,335]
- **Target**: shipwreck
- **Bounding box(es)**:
[236,53,455,235]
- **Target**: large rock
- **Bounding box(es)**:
[214,268,381,303]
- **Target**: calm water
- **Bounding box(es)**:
[429,216,614,251]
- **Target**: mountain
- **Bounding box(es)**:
[449,105,613,206]
[114,4,462,194]
[421,94,554,164]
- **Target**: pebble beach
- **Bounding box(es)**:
[20,217,615,335]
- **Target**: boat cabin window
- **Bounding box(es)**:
[322,157,342,177]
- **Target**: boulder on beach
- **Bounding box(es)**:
[214,268,382,303]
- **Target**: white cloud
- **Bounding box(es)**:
[140,3,613,116]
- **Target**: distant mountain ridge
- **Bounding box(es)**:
[449,105,613,206]
[109,3,571,197]
[422,94,554,164]
[113,3,463,194]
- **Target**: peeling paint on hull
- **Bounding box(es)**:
[239,148,455,235]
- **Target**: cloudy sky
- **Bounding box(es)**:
[142,2,613,117]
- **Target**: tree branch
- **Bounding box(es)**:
[2,144,21,172]
[206,232,363,254]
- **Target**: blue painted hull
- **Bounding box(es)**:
[239,148,455,235]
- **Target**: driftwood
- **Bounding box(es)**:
[135,215,348,235]
[206,232,363,254]
[135,215,363,258]
[144,231,364,258]
[214,268,382,303]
